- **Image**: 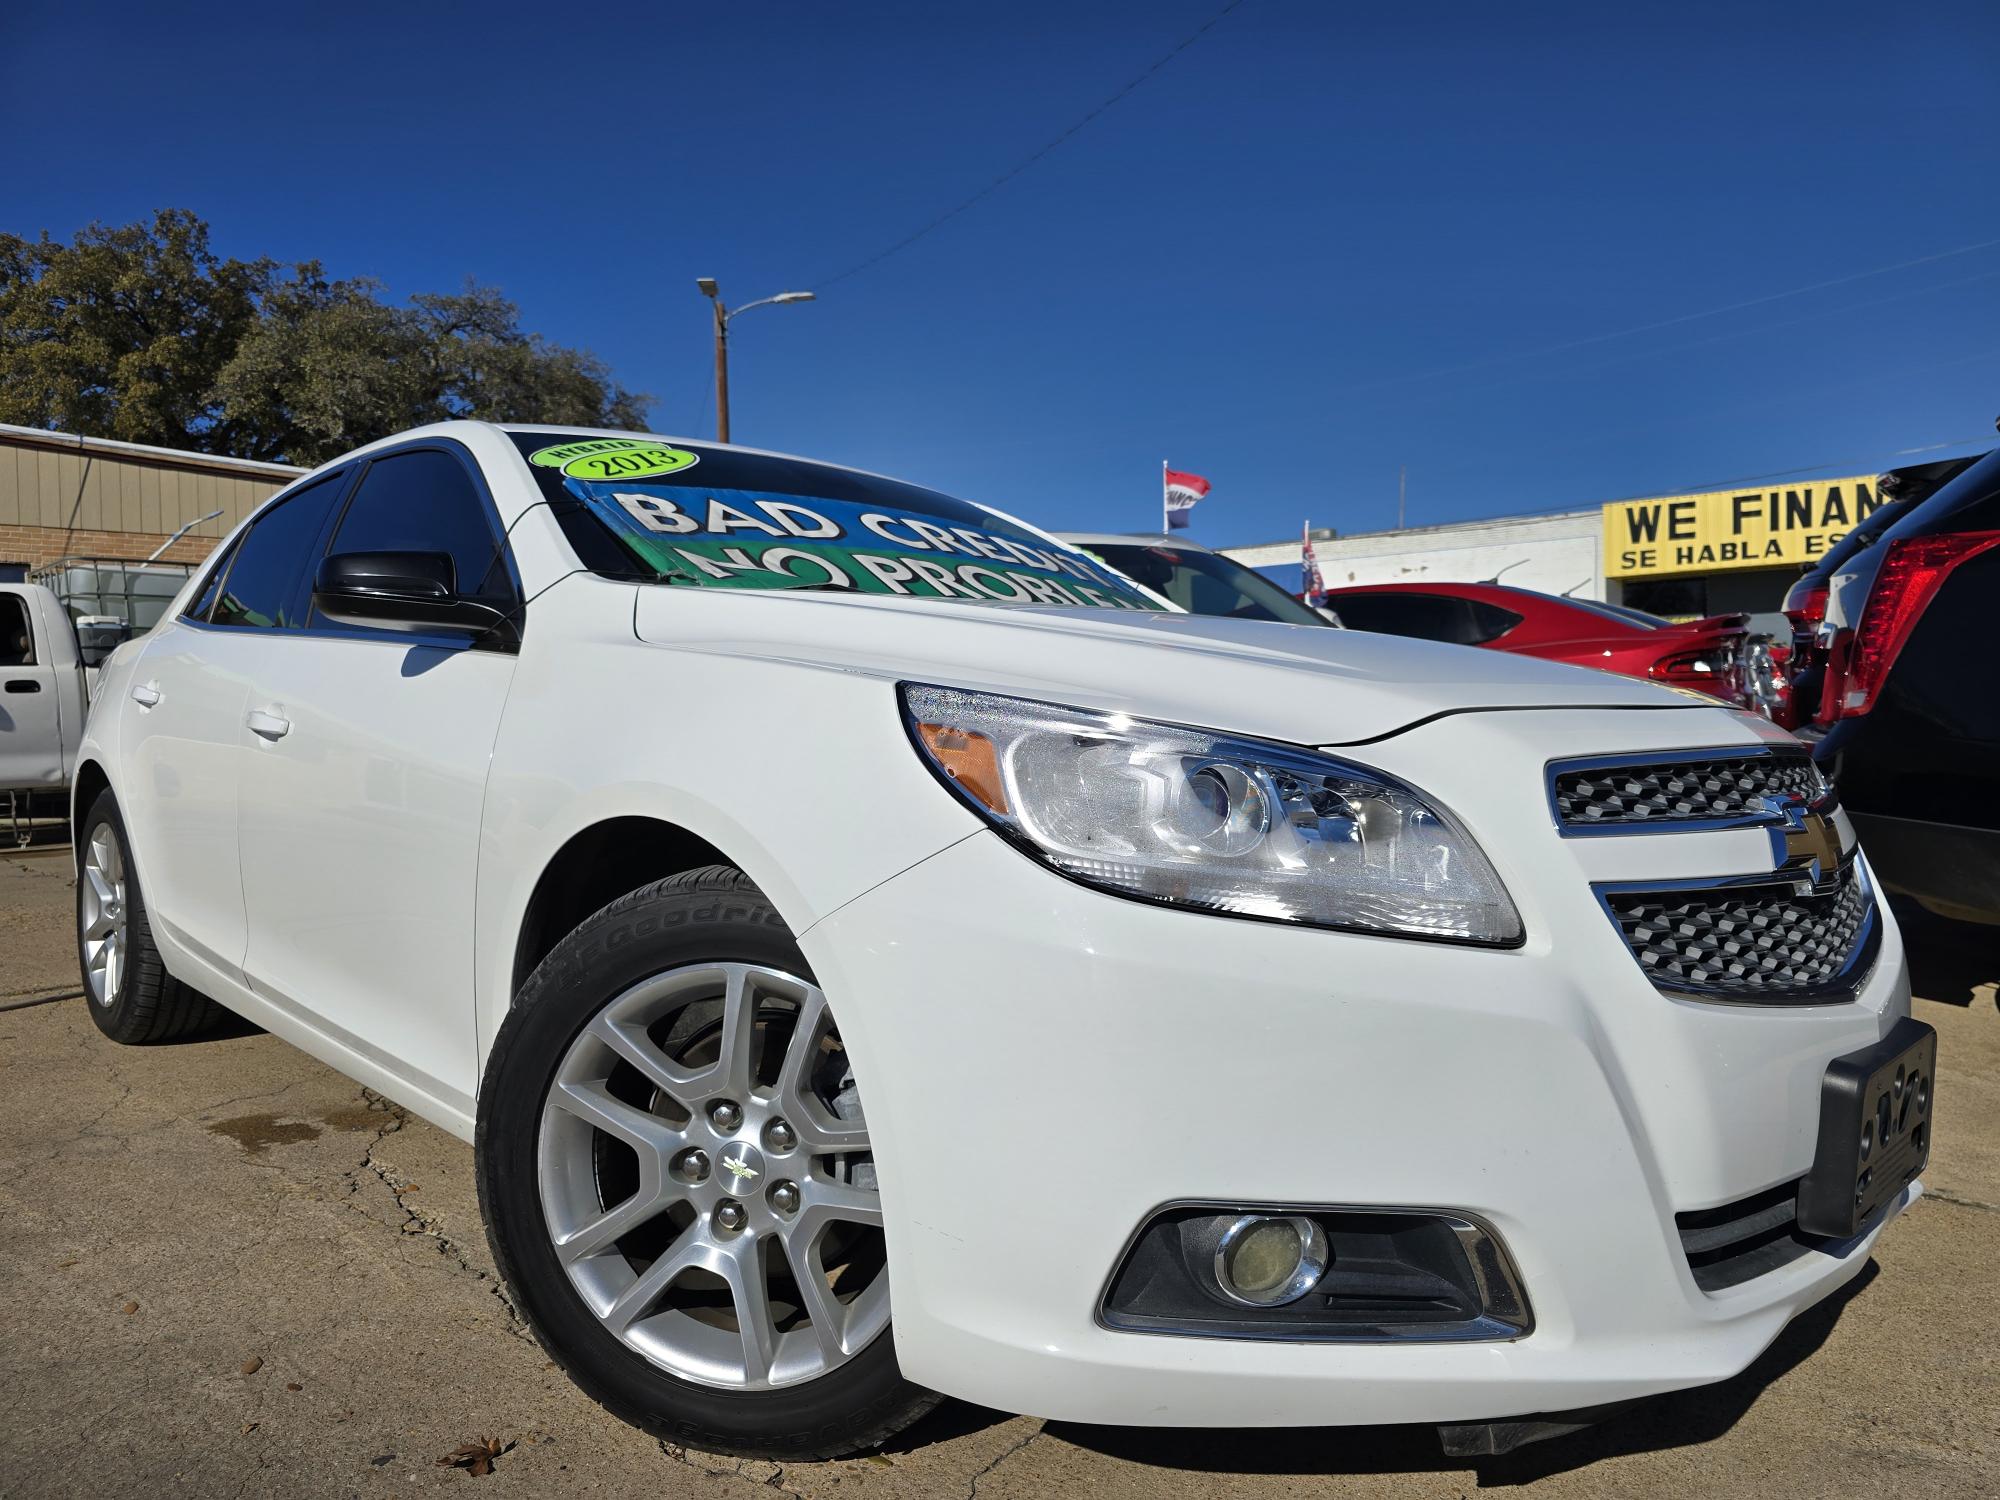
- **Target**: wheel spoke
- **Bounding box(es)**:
[588,1008,707,1104]
[602,1236,707,1336]
[553,1180,676,1265]
[711,965,762,1098]
[547,1078,683,1160]
[775,988,870,1153]
[720,1237,778,1385]
[783,1230,849,1365]
[798,1177,884,1234]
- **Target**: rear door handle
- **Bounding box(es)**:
[245,707,292,741]
[130,681,161,708]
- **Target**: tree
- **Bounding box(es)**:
[0,210,651,464]
[0,209,269,448]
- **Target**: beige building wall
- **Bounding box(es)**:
[0,424,302,570]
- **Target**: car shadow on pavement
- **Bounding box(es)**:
[1893,898,1999,1010]
[1033,1260,1878,1486]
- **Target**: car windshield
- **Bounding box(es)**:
[1072,541,1328,626]
[512,433,1161,612]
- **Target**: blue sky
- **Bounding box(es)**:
[5,0,1997,548]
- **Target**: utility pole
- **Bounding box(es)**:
[709,291,731,444]
[1397,465,1407,529]
[696,279,816,444]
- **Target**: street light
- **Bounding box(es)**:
[697,279,816,443]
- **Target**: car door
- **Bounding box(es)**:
[116,472,353,978]
[0,590,65,791]
[234,442,522,1121]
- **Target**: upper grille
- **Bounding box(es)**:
[1552,750,1828,830]
[1602,861,1874,1002]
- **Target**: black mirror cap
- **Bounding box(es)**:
[312,550,518,647]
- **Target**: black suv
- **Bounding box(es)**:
[1812,445,2000,924]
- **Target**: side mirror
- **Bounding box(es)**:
[312,551,517,647]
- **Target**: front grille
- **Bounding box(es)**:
[1602,861,1874,1002]
[1552,750,1828,829]
[1676,1179,1830,1292]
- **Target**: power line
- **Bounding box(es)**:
[1328,233,2000,396]
[809,0,1249,291]
[1407,264,2000,404]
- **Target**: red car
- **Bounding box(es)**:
[1321,581,1756,707]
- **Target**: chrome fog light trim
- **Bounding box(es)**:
[1213,1214,1329,1307]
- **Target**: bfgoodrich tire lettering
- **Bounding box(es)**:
[477,866,939,1459]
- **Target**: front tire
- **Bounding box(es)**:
[76,789,226,1044]
[477,866,938,1459]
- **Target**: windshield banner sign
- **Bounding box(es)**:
[569,481,1158,609]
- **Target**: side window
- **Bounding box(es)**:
[210,473,348,630]
[1466,602,1524,644]
[1331,593,1467,643]
[183,537,241,623]
[324,449,515,609]
[0,593,33,666]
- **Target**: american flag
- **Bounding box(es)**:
[1162,465,1210,531]
[1301,524,1326,607]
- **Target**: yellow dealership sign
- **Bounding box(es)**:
[1603,475,1880,579]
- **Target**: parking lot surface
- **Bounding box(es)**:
[2,845,1996,1498]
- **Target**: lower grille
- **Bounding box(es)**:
[1600,860,1875,1003]
[1675,1179,1830,1292]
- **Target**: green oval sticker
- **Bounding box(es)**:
[530,439,700,481]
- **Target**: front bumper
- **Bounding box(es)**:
[802,760,1913,1427]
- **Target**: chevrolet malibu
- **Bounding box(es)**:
[74,423,1933,1459]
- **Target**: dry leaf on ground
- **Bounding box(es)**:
[437,1436,515,1477]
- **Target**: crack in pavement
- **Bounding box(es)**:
[966,1426,1046,1499]
[339,1089,534,1341]
[1924,1187,2000,1215]
[657,1440,814,1497]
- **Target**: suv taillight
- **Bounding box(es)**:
[1783,581,1828,643]
[1836,530,2000,717]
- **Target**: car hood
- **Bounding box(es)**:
[632,589,1700,745]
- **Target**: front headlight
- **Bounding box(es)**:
[901,684,1522,946]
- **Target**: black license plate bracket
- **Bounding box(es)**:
[1797,1016,1936,1238]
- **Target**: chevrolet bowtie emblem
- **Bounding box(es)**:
[722,1153,760,1183]
[1775,803,1843,886]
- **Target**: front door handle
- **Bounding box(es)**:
[130,681,161,708]
[245,707,292,741]
[4,678,40,694]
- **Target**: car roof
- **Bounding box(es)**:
[1323,579,1559,605]
[1053,532,1218,552]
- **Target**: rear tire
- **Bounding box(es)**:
[76,789,226,1044]
[477,865,939,1459]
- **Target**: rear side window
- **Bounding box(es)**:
[1331,592,1512,646]
[183,538,240,623]
[210,473,349,630]
[0,593,32,665]
[1467,601,1523,643]
[325,449,515,607]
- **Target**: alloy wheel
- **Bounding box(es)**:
[537,963,888,1391]
[79,824,128,1006]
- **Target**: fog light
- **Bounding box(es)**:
[1213,1214,1329,1307]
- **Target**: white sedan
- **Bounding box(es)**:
[74,423,1932,1459]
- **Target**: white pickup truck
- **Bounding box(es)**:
[1,581,95,818]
